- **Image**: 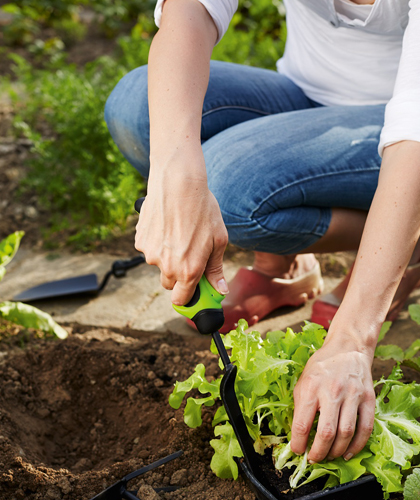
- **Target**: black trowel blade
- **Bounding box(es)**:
[13,274,100,302]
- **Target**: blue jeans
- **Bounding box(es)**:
[105,61,385,254]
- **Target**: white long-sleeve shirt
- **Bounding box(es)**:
[154,0,420,157]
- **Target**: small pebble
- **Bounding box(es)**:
[37,408,50,419]
[45,487,61,500]
[170,468,188,487]
[137,485,160,500]
[138,449,150,460]
[127,386,138,400]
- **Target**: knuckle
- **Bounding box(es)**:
[215,231,228,248]
[293,421,311,437]
[302,374,320,391]
[184,265,201,283]
[329,382,344,400]
[339,424,355,439]
[294,378,310,396]
[164,268,176,280]
[160,278,173,290]
[309,451,325,463]
[319,423,335,441]
[364,390,376,404]
[160,260,175,279]
[346,383,362,398]
[360,421,374,436]
[144,254,157,266]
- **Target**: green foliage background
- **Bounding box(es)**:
[1,0,286,249]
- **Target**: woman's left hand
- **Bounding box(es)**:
[290,334,376,463]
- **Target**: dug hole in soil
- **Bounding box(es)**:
[0,323,412,500]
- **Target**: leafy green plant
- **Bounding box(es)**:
[0,232,67,339]
[0,3,40,46]
[1,0,156,49]
[404,468,420,500]
[170,320,420,498]
[8,50,146,249]
[212,0,286,70]
[375,306,420,372]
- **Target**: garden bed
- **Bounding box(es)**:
[0,322,415,500]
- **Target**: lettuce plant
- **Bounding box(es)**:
[170,320,420,498]
[375,305,420,373]
[0,232,67,339]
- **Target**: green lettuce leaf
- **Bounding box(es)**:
[237,349,294,397]
[404,339,420,360]
[362,453,403,494]
[169,364,219,409]
[0,231,24,282]
[210,423,243,479]
[300,450,371,487]
[0,301,68,339]
[402,358,420,372]
[222,319,261,369]
[375,344,405,362]
[404,468,420,500]
[409,304,420,326]
[378,321,392,342]
[375,383,420,439]
[370,420,419,469]
[184,396,216,428]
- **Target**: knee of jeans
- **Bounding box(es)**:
[104,66,150,177]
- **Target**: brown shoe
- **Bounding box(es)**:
[217,261,323,333]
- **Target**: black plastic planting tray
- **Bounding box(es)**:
[241,460,383,500]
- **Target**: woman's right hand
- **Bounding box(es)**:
[135,149,229,306]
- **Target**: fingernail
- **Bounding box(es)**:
[326,456,334,462]
[344,453,353,461]
[217,278,229,295]
[308,459,315,465]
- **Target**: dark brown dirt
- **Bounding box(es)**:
[0,320,412,500]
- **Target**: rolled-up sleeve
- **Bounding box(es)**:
[378,0,420,156]
[154,0,238,44]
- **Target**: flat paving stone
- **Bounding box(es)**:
[1,248,420,345]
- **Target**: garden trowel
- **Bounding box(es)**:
[13,254,145,302]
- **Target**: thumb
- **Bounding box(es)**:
[205,244,229,296]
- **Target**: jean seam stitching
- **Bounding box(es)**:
[202,105,272,118]
[224,214,328,238]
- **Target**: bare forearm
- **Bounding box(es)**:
[330,140,420,351]
[136,1,229,305]
[148,0,217,173]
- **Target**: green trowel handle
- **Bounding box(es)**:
[173,276,225,335]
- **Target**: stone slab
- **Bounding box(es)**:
[2,248,420,343]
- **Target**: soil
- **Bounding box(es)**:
[0,320,413,500]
